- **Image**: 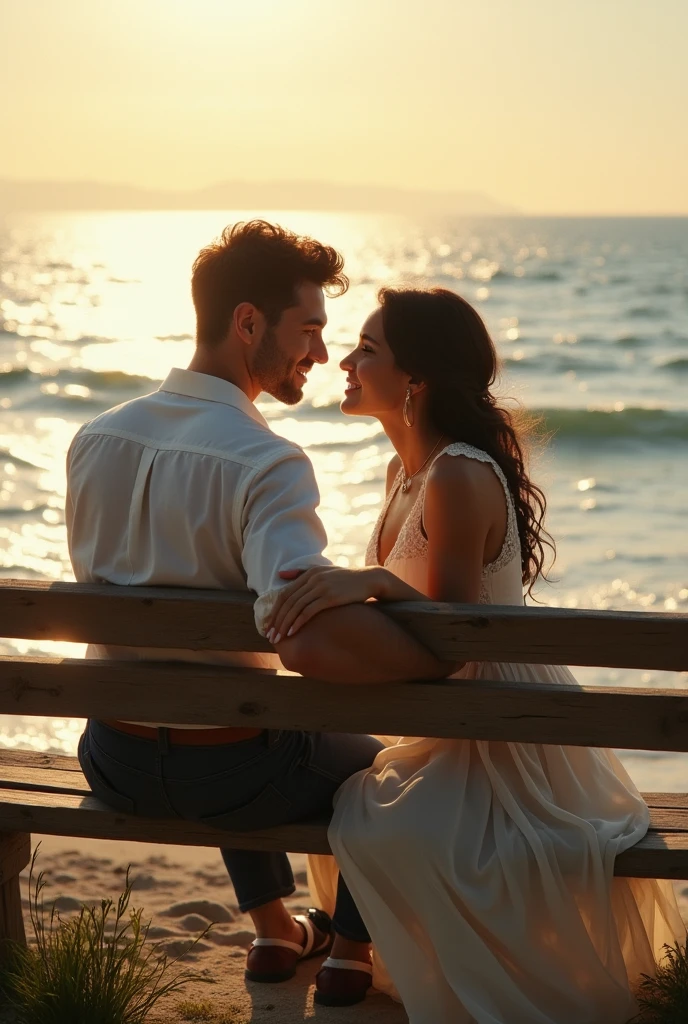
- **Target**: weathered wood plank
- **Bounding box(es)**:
[0,580,686,671]
[615,833,688,879]
[0,788,686,879]
[0,832,29,956]
[646,808,688,832]
[0,787,332,855]
[0,763,92,796]
[3,752,688,833]
[4,761,688,835]
[2,657,688,751]
[640,793,688,810]
[0,580,270,655]
[0,750,81,773]
[1,749,684,810]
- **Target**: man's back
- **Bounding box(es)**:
[66,367,329,673]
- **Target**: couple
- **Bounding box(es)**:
[67,220,683,1023]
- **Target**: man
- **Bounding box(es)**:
[67,221,447,1007]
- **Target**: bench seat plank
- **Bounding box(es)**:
[615,834,688,879]
[0,750,82,772]
[2,761,688,834]
[3,657,688,752]
[1,763,686,835]
[0,763,92,796]
[1,751,687,820]
[0,786,333,855]
[638,792,688,810]
[0,752,685,809]
[1,775,687,878]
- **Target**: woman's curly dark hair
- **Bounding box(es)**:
[378,287,554,593]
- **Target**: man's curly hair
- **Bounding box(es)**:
[191,220,348,345]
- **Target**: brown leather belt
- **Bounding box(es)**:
[103,720,264,745]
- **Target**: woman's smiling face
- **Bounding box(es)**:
[340,308,410,419]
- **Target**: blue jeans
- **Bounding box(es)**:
[78,720,383,942]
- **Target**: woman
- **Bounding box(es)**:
[267,288,684,1023]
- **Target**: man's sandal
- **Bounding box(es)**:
[245,907,333,983]
[314,957,374,1006]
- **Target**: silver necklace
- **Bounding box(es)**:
[400,436,446,493]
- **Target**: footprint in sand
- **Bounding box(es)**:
[178,913,213,932]
[156,938,213,960]
[161,899,234,924]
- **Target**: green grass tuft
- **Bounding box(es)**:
[631,940,688,1024]
[2,847,208,1024]
[174,1000,244,1023]
[176,1000,216,1021]
[175,1003,215,1019]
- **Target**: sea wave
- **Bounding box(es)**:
[270,401,688,444]
[0,502,50,519]
[0,366,158,390]
[537,406,688,441]
[0,449,43,470]
[627,306,663,319]
[504,355,614,375]
[657,357,688,372]
[614,334,647,348]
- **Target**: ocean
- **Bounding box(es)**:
[0,210,686,789]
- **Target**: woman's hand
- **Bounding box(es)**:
[266,566,391,642]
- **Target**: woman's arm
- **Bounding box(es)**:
[422,455,494,604]
[266,564,424,642]
[268,454,505,640]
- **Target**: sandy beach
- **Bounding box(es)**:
[4,835,407,1024]
[5,834,688,1023]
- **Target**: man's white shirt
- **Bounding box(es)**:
[66,367,331,726]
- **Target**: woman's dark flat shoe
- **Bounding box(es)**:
[314,956,373,1006]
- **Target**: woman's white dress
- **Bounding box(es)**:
[308,442,684,1024]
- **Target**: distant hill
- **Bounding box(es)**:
[0,179,518,216]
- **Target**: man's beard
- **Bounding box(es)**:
[253,327,306,405]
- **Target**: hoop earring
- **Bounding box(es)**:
[403,386,414,427]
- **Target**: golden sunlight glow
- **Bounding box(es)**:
[1,0,687,214]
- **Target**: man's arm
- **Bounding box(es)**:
[242,450,450,684]
[277,603,448,683]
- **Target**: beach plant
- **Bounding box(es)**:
[2,848,208,1024]
[174,1001,245,1023]
[176,1000,216,1021]
[630,940,688,1023]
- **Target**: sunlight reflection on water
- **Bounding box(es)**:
[0,210,687,775]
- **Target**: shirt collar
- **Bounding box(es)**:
[159,368,269,428]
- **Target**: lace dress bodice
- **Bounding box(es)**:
[365,442,524,606]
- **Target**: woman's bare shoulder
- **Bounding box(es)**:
[425,451,502,513]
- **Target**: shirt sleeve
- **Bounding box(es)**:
[242,449,331,635]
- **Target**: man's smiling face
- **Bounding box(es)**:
[252,281,328,405]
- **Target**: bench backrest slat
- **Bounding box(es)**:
[0,580,686,671]
[2,656,688,752]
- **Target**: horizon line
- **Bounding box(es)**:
[0,178,686,218]
[1,207,687,218]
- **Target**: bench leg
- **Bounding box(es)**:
[0,832,31,960]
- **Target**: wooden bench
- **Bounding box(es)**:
[0,578,687,958]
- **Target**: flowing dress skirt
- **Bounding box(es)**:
[308,660,685,1024]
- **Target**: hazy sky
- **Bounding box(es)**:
[2,0,687,214]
